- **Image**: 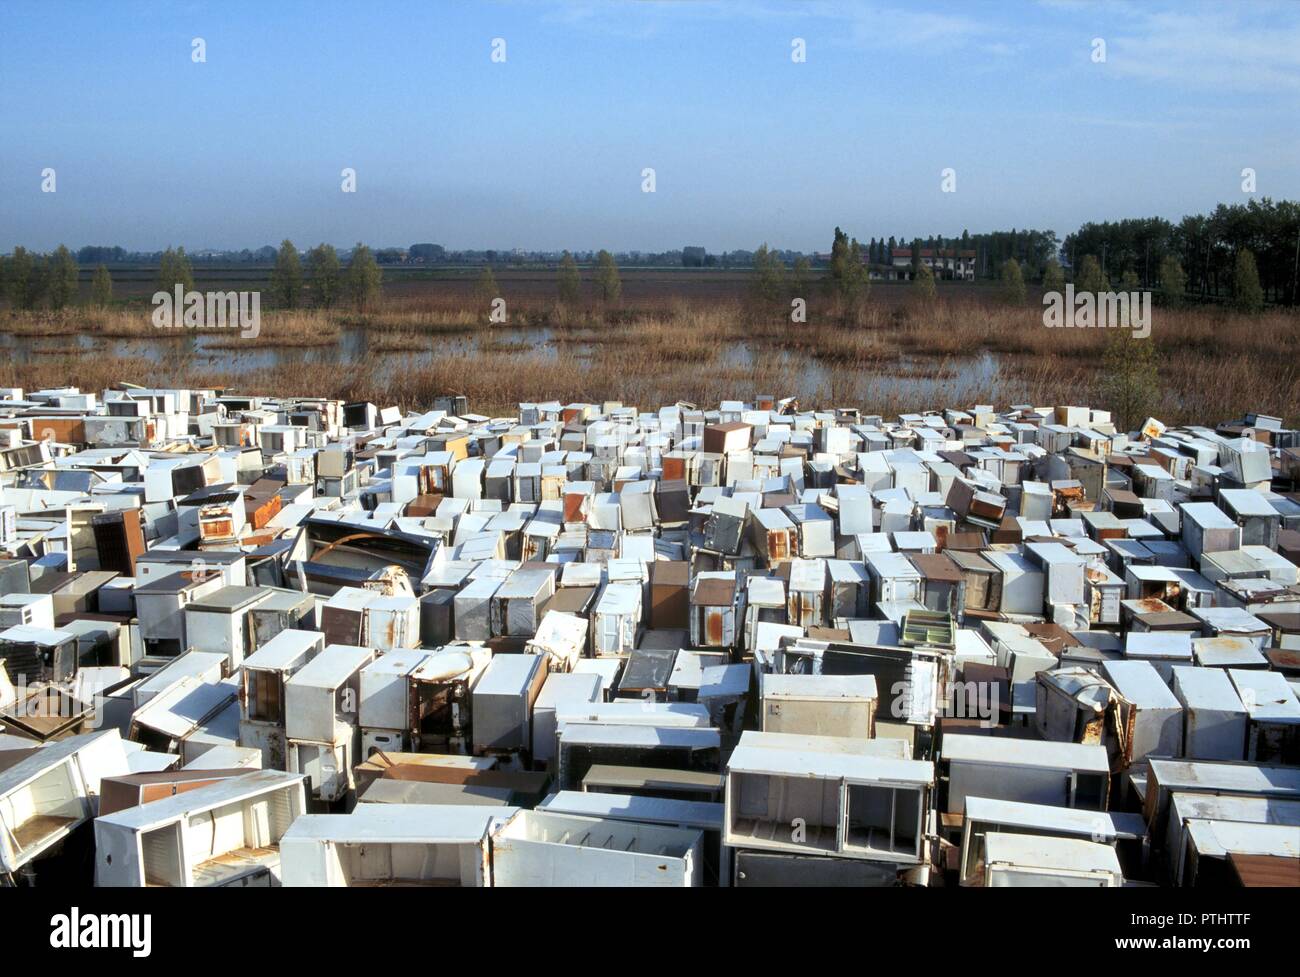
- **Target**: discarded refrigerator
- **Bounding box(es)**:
[407,646,492,753]
[531,672,604,767]
[1101,659,1185,764]
[0,730,128,882]
[134,570,228,658]
[357,647,429,757]
[1170,665,1248,761]
[490,568,555,638]
[0,625,79,686]
[959,796,1145,887]
[590,583,642,657]
[364,595,421,650]
[524,610,589,672]
[724,742,933,863]
[865,552,923,608]
[472,653,549,757]
[490,809,704,887]
[239,628,325,770]
[284,644,375,801]
[183,585,273,667]
[280,803,518,886]
[555,724,721,792]
[981,833,1123,887]
[93,769,306,887]
[1230,668,1300,764]
[760,673,877,739]
[689,572,739,649]
[942,735,1110,813]
[538,789,728,886]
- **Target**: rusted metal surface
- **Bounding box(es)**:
[247,493,282,530]
[766,530,788,562]
[198,505,236,542]
[1,689,92,740]
[1132,596,1173,614]
[1229,852,1300,887]
[662,456,688,482]
[705,606,725,645]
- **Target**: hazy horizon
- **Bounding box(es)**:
[3,0,1298,254]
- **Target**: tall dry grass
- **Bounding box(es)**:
[1,307,340,346]
[2,294,1296,426]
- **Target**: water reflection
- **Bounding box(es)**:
[0,324,1002,400]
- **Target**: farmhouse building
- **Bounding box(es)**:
[889,247,977,281]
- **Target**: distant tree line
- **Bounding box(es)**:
[270,241,380,310]
[1062,198,1300,304]
[545,250,623,309]
[70,244,281,265]
[861,229,1059,282]
[0,244,110,310]
[0,240,384,312]
[5,198,1297,313]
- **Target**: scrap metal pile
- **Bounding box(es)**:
[1,386,1298,887]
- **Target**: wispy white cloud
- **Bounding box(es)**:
[1069,114,1208,133]
[534,0,1018,54]
[535,0,1300,90]
[1105,4,1300,93]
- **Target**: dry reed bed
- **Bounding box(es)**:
[2,299,1296,426]
[1,309,340,346]
[204,310,341,348]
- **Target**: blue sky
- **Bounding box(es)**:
[2,0,1298,253]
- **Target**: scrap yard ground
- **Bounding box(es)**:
[2,386,1299,889]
